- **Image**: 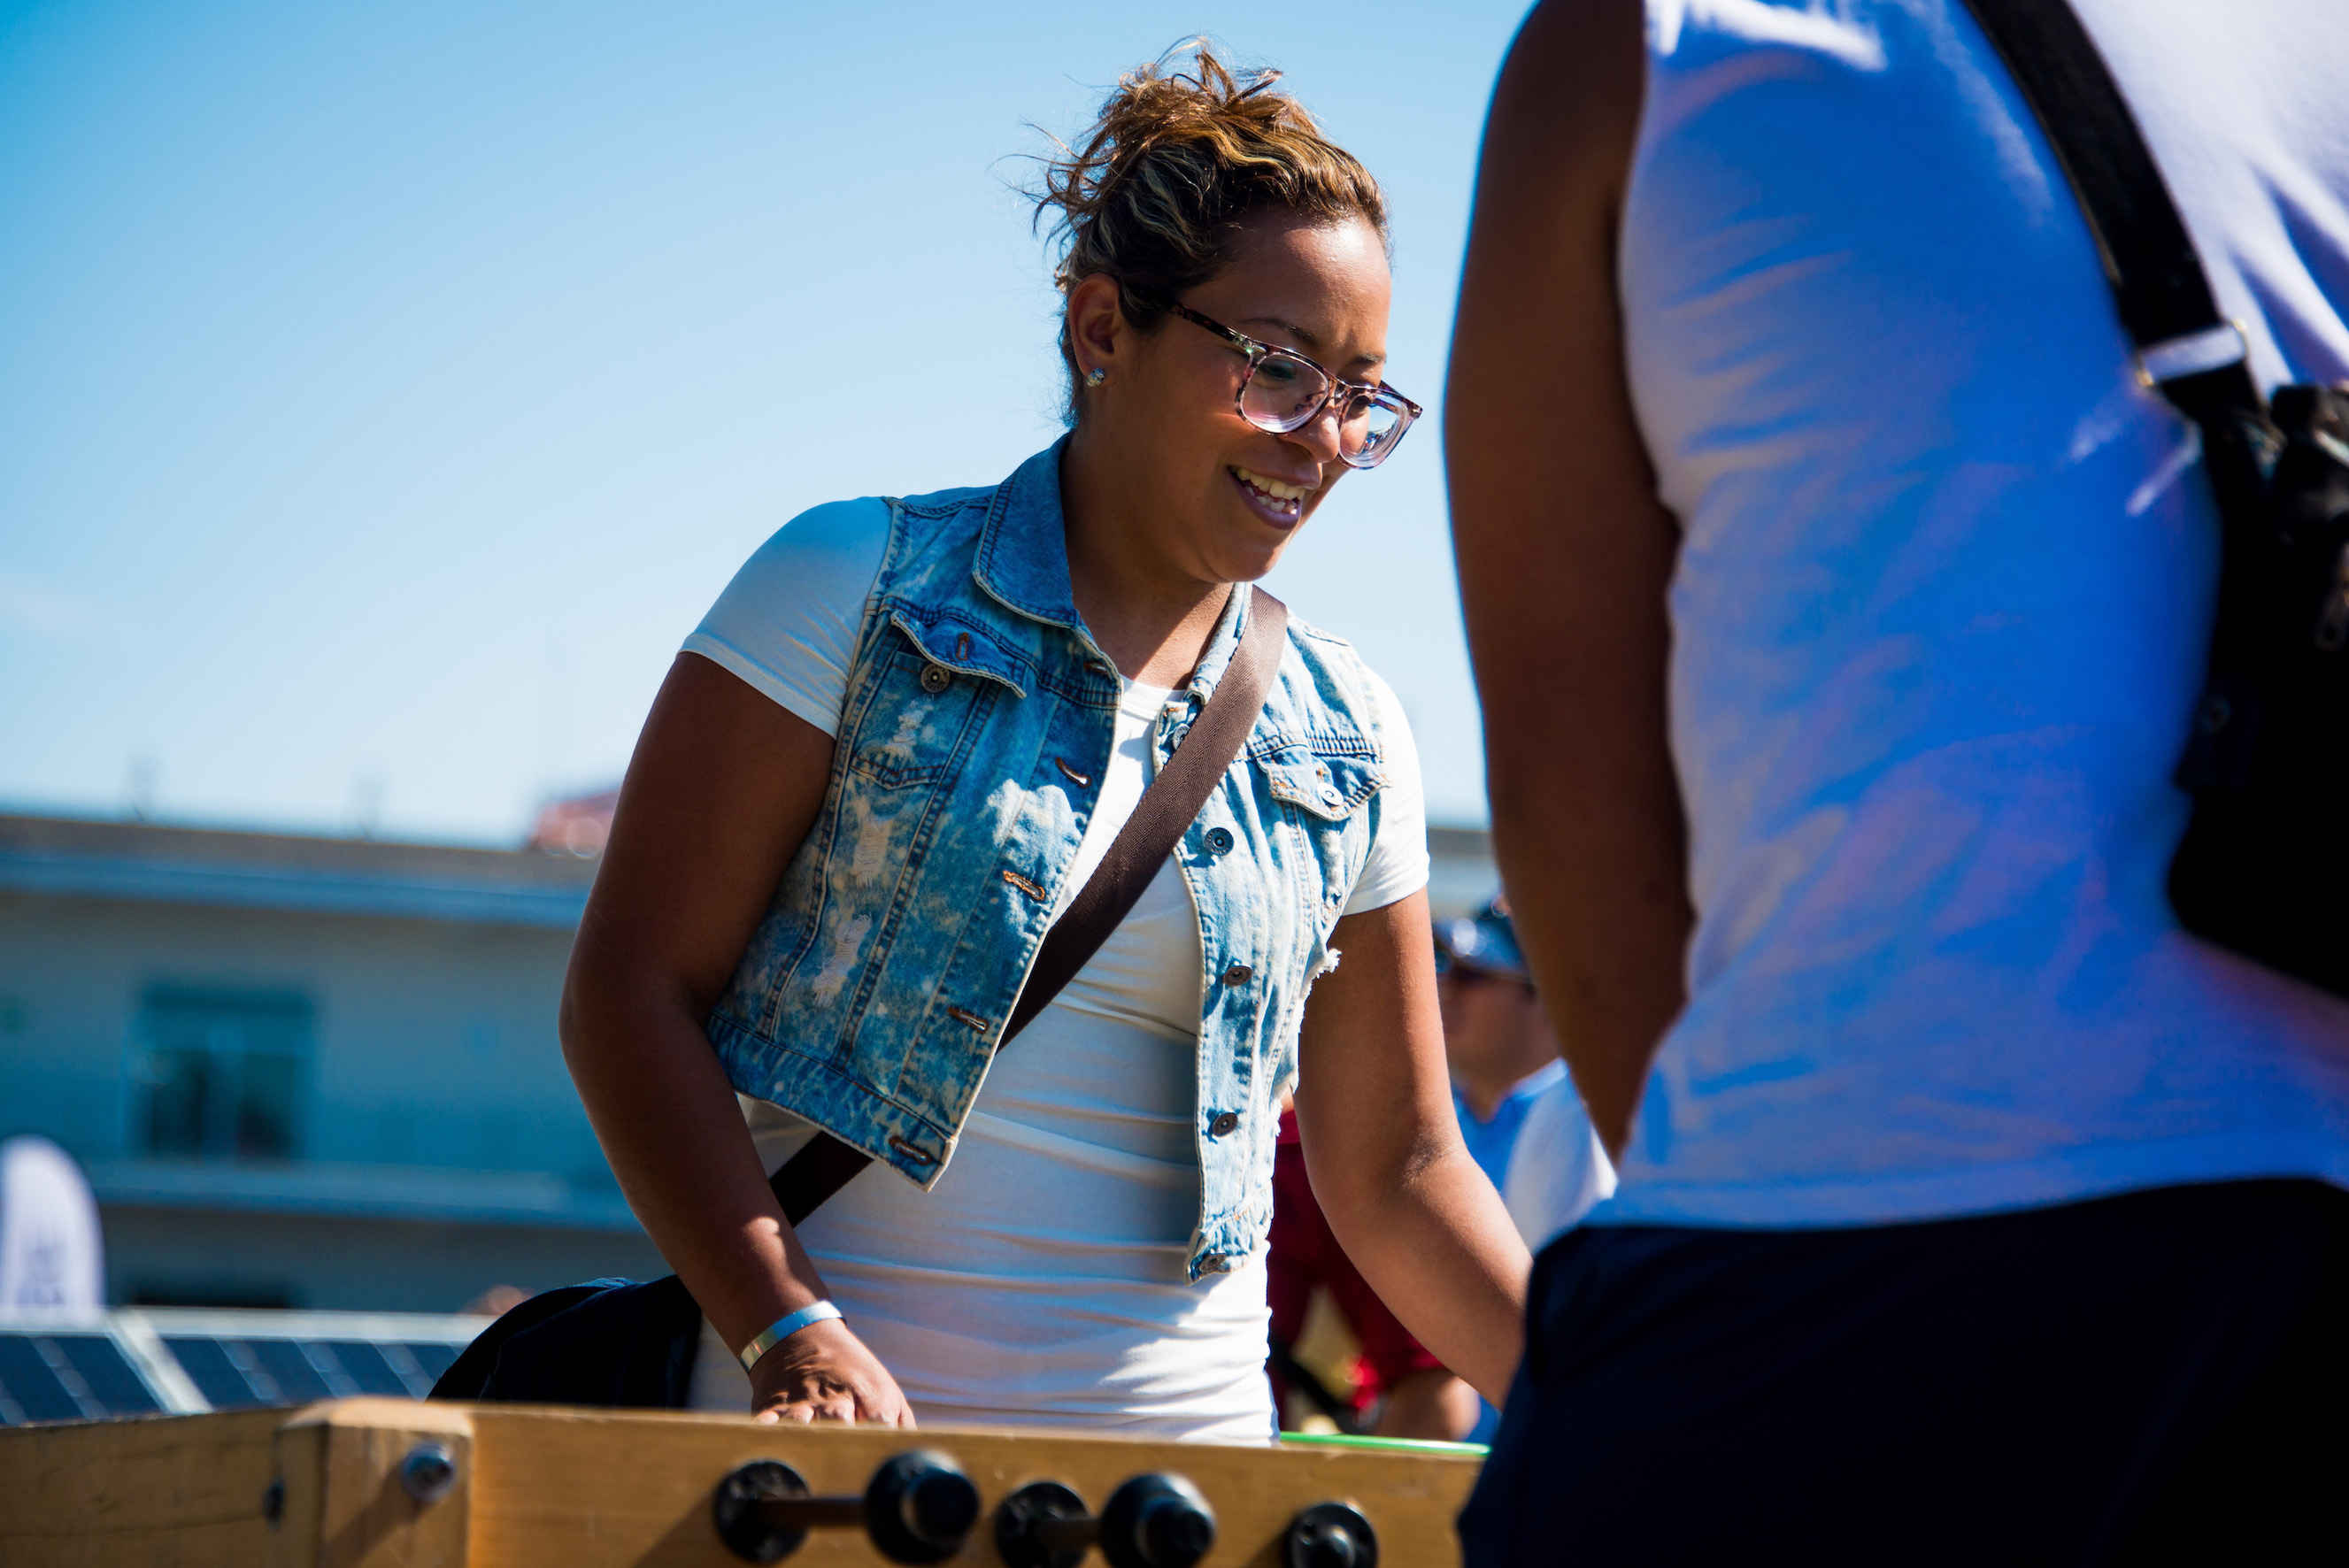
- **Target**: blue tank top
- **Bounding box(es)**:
[1607,0,2349,1226]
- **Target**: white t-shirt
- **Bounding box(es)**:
[1608,0,2349,1225]
[679,497,1429,1438]
[1500,1076,1617,1252]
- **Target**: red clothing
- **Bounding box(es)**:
[1267,1107,1445,1416]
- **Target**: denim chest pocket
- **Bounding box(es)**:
[1250,735,1385,822]
[846,615,1025,788]
[1248,733,1385,918]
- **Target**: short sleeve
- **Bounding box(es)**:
[1341,665,1432,916]
[682,498,891,737]
[1502,1074,1619,1249]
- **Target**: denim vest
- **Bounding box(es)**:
[705,442,1396,1280]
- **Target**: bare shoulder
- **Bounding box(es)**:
[1482,0,1644,196]
[1449,0,1657,550]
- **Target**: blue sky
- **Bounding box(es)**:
[0,0,1529,844]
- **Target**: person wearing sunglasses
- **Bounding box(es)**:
[557,43,1530,1438]
[1435,899,1613,1258]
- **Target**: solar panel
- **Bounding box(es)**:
[1,1309,488,1421]
[0,1334,161,1424]
[50,1334,161,1417]
[161,1335,271,1409]
[402,1340,461,1383]
[374,1341,439,1398]
[245,1338,335,1403]
[321,1341,420,1398]
[0,1334,89,1423]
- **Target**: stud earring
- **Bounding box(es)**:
[1085,367,1107,387]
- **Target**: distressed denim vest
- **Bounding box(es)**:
[705,442,1397,1280]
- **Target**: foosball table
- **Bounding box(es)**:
[1,1397,1485,1565]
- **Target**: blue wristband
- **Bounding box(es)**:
[737,1301,843,1372]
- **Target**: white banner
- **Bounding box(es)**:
[0,1134,106,1310]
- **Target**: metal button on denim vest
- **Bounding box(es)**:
[705,441,1396,1280]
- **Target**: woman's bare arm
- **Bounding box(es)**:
[1296,889,1531,1403]
[1446,0,1691,1157]
[559,651,912,1424]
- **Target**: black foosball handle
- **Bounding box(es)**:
[994,1472,1218,1568]
[712,1452,979,1565]
[1285,1500,1380,1568]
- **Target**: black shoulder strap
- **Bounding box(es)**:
[767,587,1290,1225]
[1956,0,2261,416]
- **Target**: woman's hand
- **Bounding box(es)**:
[562,656,867,1419]
[750,1318,916,1426]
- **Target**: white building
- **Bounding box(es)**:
[0,809,1498,1314]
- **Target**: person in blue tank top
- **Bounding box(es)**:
[557,43,1530,1439]
[1448,0,2349,1557]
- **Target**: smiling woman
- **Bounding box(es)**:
[551,40,1529,1438]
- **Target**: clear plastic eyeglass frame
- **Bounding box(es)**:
[1162,301,1423,470]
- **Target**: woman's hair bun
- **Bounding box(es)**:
[1035,39,1386,417]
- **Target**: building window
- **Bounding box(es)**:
[134,988,312,1160]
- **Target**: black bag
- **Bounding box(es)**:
[432,588,1290,1407]
[1962,0,2349,997]
[430,1275,704,1409]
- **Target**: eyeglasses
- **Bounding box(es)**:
[1161,301,1422,471]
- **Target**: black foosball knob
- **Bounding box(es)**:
[712,1452,979,1564]
[994,1473,1217,1568]
[1100,1472,1217,1568]
[994,1480,1094,1568]
[1285,1501,1379,1568]
[864,1450,982,1564]
[713,1459,828,1564]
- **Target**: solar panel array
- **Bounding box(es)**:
[0,1309,477,1425]
[0,1333,161,1424]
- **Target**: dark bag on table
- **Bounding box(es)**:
[431,589,1290,1407]
[1962,0,2349,997]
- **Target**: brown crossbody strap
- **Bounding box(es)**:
[768,587,1290,1226]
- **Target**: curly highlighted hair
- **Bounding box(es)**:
[1034,40,1388,420]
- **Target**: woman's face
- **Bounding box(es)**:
[1073,211,1395,586]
